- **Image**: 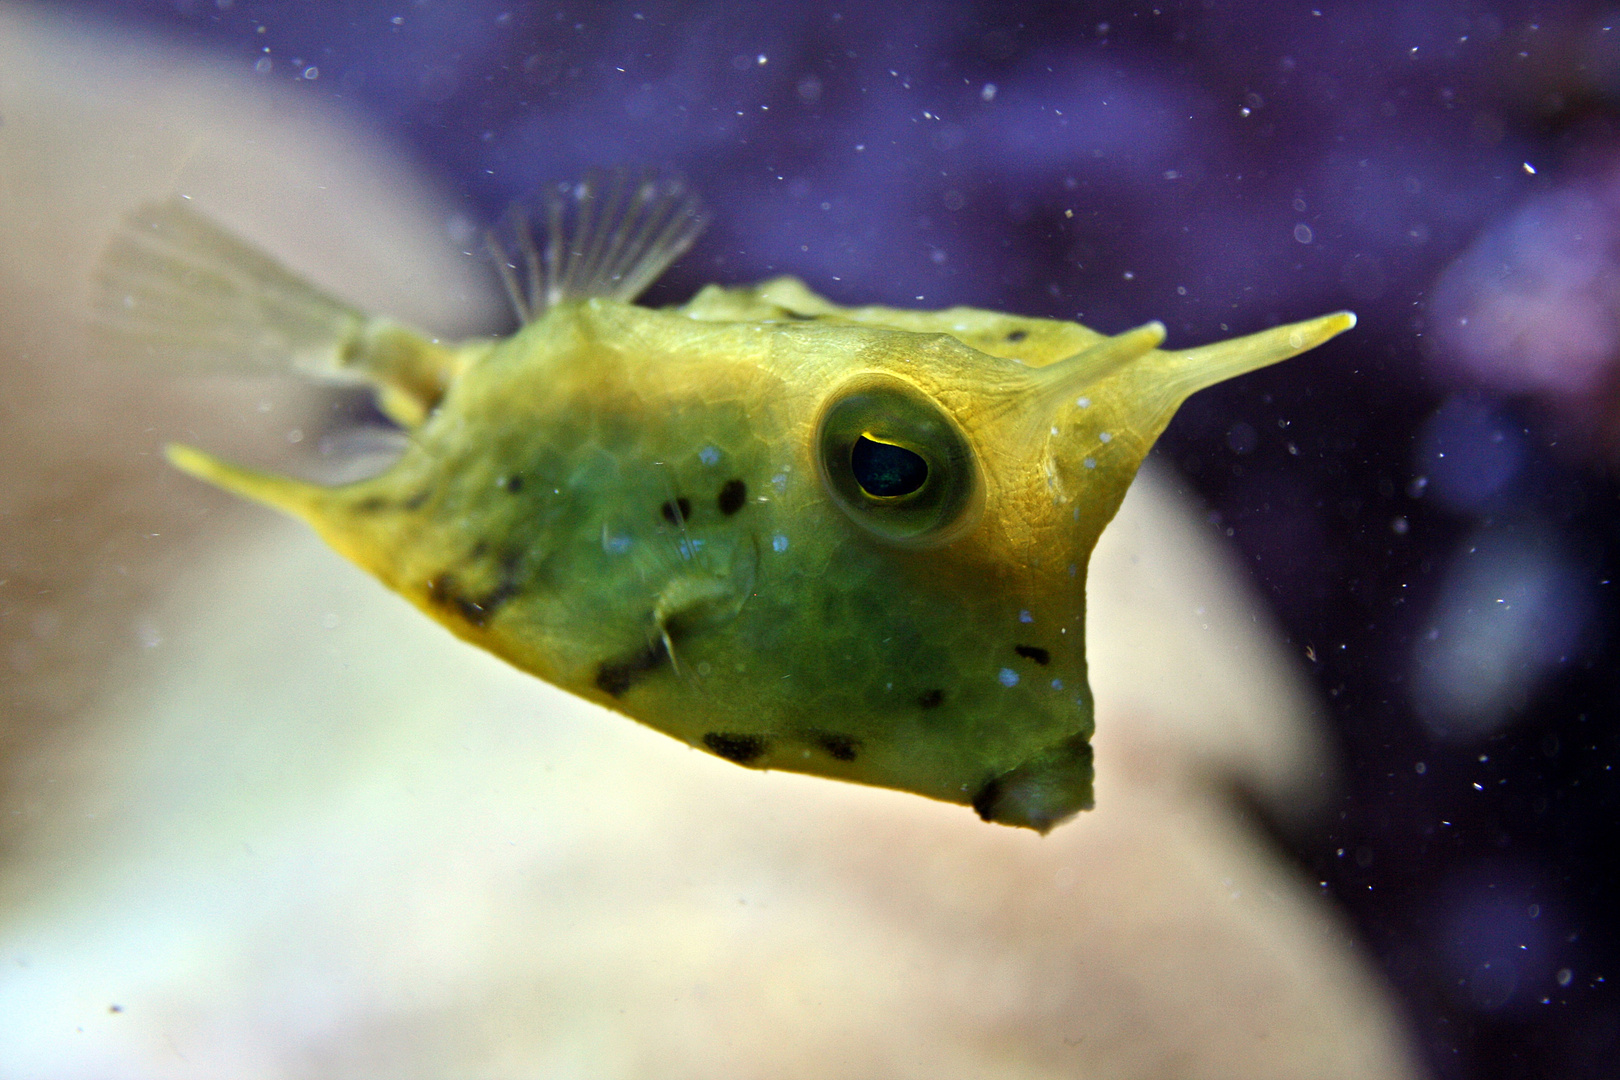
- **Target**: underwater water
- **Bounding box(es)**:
[2,2,1618,1077]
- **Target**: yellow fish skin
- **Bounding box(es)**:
[103,178,1353,832]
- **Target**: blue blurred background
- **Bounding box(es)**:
[30,1,1620,1075]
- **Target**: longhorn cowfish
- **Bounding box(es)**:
[97,174,1353,831]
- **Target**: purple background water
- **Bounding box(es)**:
[32,1,1620,1075]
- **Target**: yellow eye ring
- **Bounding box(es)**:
[814,373,982,547]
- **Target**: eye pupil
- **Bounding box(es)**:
[851,435,928,497]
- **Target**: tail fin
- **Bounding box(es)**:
[97,199,463,426]
[95,199,370,380]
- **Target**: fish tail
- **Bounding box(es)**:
[165,443,330,524]
[97,199,463,428]
[96,199,369,379]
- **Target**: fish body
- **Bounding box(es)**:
[103,177,1353,830]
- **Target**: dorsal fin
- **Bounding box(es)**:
[486,170,708,324]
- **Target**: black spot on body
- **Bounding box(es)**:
[703,732,768,764]
[815,733,860,761]
[717,478,747,515]
[425,554,524,629]
[917,689,945,709]
[403,488,430,511]
[352,495,390,514]
[595,638,670,697]
[460,582,519,627]
[1005,329,1028,342]
[499,474,524,493]
[1014,644,1051,665]
[784,310,819,320]
[661,497,693,524]
[425,573,457,609]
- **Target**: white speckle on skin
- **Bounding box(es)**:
[1083,457,1096,469]
[1018,610,1033,623]
[1076,396,1091,408]
[771,534,789,552]
[699,445,721,466]
[998,668,1020,687]
[1051,679,1064,690]
[1098,431,1112,443]
[772,472,789,493]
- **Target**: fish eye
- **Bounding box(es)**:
[815,374,982,546]
[850,435,927,498]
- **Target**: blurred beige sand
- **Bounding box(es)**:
[0,5,1425,1077]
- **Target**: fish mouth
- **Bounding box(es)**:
[971,734,1095,833]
